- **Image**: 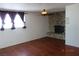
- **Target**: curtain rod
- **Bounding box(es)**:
[0,10,27,13]
[0,10,28,15]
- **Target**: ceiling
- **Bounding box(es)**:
[0,3,73,13]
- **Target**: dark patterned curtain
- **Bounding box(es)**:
[18,12,26,28]
[9,12,16,30]
[0,12,6,31]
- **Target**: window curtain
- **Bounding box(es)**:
[18,12,26,28]
[0,11,26,31]
[0,12,6,31]
[9,12,16,30]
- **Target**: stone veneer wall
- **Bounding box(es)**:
[48,11,65,40]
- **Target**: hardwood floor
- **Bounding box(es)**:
[0,37,78,56]
[65,45,79,56]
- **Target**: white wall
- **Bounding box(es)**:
[66,4,79,47]
[0,12,49,49]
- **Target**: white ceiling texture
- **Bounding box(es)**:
[0,3,73,13]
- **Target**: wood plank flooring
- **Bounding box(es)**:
[0,37,79,56]
[65,45,79,56]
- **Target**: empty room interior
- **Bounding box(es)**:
[0,3,79,56]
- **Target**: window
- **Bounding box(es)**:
[14,14,24,28]
[0,11,26,31]
[4,14,12,29]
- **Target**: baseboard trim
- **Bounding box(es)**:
[66,44,79,49]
